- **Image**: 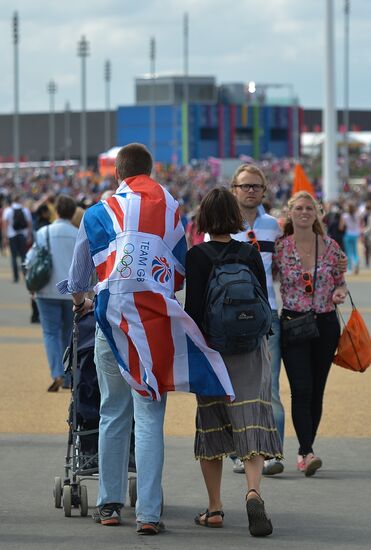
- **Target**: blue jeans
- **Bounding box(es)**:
[133,390,167,523]
[95,327,167,523]
[343,234,359,271]
[8,233,27,282]
[269,310,285,446]
[36,298,73,379]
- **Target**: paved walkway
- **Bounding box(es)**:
[1,434,371,550]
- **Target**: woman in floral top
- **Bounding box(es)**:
[273,191,347,477]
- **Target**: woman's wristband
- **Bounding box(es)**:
[73,298,86,310]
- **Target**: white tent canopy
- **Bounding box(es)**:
[99,146,121,160]
[302,132,371,155]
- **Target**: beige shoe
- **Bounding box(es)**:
[303,453,322,477]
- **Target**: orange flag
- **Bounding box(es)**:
[292,164,316,197]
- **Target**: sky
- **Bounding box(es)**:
[0,0,370,114]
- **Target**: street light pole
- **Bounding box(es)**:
[292,96,300,161]
[12,12,20,184]
[343,0,350,184]
[183,12,189,165]
[64,101,71,161]
[104,60,111,151]
[47,80,57,168]
[323,0,338,200]
[150,37,156,162]
[287,83,300,161]
[77,36,90,173]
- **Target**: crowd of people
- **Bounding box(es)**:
[1,155,370,267]
[0,146,370,537]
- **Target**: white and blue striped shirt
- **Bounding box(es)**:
[57,218,95,294]
[232,205,282,310]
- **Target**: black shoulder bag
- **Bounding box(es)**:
[280,235,320,346]
[25,226,53,292]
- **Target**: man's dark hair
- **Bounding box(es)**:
[115,143,153,180]
[197,187,244,235]
[56,195,76,220]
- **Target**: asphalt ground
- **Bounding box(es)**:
[0,251,371,550]
[1,434,371,550]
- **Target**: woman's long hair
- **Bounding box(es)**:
[283,191,325,236]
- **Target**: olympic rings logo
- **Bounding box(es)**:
[116,243,135,279]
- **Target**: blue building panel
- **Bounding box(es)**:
[198,104,218,127]
[199,140,219,159]
[235,143,254,157]
[223,105,231,157]
[269,141,288,157]
[263,107,271,154]
[116,103,293,163]
[271,106,288,129]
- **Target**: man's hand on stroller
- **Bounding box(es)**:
[73,296,94,317]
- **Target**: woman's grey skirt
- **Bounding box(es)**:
[194,337,283,461]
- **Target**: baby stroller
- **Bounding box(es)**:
[53,311,137,517]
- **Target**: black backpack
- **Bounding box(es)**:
[199,242,272,355]
[25,226,53,292]
[12,207,28,231]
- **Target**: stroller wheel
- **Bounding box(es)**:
[53,476,62,508]
[127,477,164,515]
[80,485,88,517]
[129,476,137,507]
[63,485,72,517]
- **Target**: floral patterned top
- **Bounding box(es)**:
[273,235,345,313]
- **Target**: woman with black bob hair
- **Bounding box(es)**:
[185,187,282,537]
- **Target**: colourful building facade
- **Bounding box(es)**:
[116,103,301,164]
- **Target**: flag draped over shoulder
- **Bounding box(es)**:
[83,175,235,401]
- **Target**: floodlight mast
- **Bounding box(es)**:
[150,37,156,162]
[104,60,111,151]
[77,35,90,173]
[13,12,20,183]
[47,80,57,167]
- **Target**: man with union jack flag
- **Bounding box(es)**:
[58,143,234,534]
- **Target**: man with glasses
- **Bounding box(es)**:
[230,164,285,476]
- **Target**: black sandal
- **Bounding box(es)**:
[246,490,273,537]
[194,509,224,528]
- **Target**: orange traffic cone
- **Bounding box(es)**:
[292,164,316,197]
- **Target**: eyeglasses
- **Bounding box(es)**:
[233,183,264,192]
[246,229,260,251]
[302,271,313,294]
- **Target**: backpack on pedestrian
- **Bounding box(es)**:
[199,241,272,355]
[12,207,28,231]
[25,226,53,292]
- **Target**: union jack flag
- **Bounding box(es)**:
[83,175,234,401]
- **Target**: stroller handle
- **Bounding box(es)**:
[74,311,83,325]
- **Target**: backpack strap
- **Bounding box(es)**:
[45,226,51,251]
[234,242,253,263]
[199,240,254,266]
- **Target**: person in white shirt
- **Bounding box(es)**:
[26,195,78,391]
[2,195,32,282]
[340,202,362,274]
[230,164,285,477]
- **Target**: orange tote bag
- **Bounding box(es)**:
[333,293,371,373]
